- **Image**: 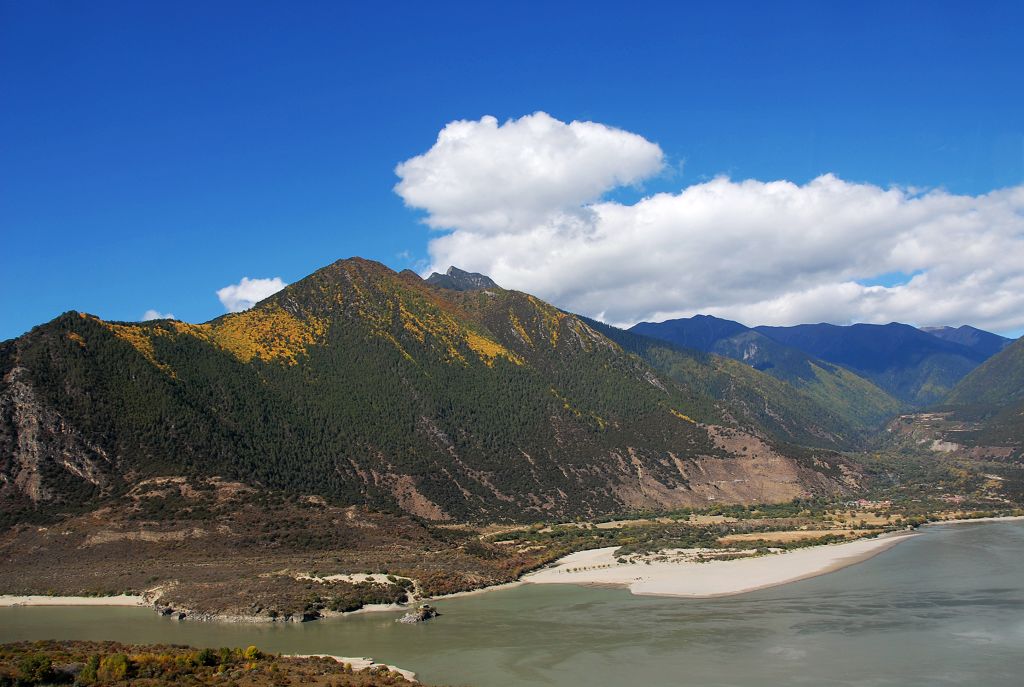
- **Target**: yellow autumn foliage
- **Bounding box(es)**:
[527,295,566,346]
[670,408,697,423]
[101,322,175,375]
[508,311,533,347]
[209,304,327,364]
[464,330,522,366]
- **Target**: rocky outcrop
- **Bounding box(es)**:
[396,604,439,624]
[425,266,499,291]
[0,365,112,504]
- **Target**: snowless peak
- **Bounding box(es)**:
[426,266,500,291]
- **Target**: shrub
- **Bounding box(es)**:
[16,655,53,685]
[77,655,100,685]
[97,654,129,682]
[196,648,218,667]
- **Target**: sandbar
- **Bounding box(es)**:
[524,532,917,598]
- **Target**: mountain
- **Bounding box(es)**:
[590,319,891,449]
[631,315,749,352]
[628,316,901,433]
[0,258,859,525]
[920,325,1012,359]
[425,266,499,291]
[754,322,988,406]
[946,335,1024,408]
[901,336,1024,456]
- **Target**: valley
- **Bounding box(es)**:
[1,258,1021,625]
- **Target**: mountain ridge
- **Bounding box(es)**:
[628,316,902,431]
[920,325,1012,359]
[425,266,500,292]
[753,322,988,405]
[0,258,861,525]
[629,314,1004,408]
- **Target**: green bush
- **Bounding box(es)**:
[16,655,53,685]
[97,654,129,682]
[196,648,218,667]
[77,655,100,685]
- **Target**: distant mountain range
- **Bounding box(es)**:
[920,325,1013,359]
[592,318,900,448]
[631,316,1012,406]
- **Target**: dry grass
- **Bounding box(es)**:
[719,529,872,544]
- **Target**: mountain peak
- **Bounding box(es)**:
[425,266,500,291]
[920,324,1012,358]
[629,314,750,352]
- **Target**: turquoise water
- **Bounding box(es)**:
[3,521,1023,686]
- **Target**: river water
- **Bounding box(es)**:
[3,521,1023,686]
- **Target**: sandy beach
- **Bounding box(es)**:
[0,594,146,607]
[524,532,917,598]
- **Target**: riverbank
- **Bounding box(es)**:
[0,594,146,607]
[5,516,1021,616]
[927,515,1024,526]
[523,531,918,597]
[3,520,1022,687]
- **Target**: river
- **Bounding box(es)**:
[3,521,1023,686]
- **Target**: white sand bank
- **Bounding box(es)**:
[288,654,416,682]
[0,594,146,607]
[524,532,917,598]
[295,572,414,585]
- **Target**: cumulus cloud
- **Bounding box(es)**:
[216,277,287,313]
[142,309,175,321]
[396,113,1024,334]
[395,112,664,234]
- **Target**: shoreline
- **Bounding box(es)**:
[0,594,146,608]
[925,514,1024,526]
[3,516,1021,614]
[523,531,919,598]
[423,580,525,601]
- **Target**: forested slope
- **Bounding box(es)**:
[628,316,901,433]
[0,258,859,524]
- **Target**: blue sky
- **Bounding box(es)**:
[2,1,1023,340]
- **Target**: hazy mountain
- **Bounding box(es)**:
[753,322,988,406]
[920,325,1012,359]
[0,258,859,525]
[628,316,901,432]
[631,315,749,353]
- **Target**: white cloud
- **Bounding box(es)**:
[396,113,1024,335]
[394,111,664,234]
[142,309,175,321]
[216,277,287,313]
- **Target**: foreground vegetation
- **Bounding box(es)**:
[0,641,424,687]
